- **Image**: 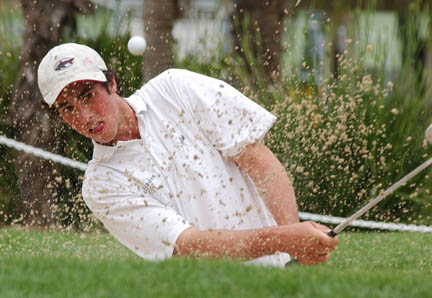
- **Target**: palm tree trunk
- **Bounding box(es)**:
[143,0,190,81]
[231,0,292,82]
[5,0,94,226]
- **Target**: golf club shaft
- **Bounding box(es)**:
[328,156,432,237]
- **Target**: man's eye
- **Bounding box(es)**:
[82,91,95,101]
[61,105,74,113]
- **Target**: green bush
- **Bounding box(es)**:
[265,59,432,224]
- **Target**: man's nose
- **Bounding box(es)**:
[75,103,93,125]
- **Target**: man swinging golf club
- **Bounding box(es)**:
[37,43,338,267]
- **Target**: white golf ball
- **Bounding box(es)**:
[127,36,147,56]
[426,124,432,144]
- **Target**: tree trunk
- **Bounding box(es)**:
[231,0,293,82]
[143,0,190,82]
[5,0,94,226]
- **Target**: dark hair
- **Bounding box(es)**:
[102,66,123,96]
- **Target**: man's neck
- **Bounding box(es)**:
[105,96,141,146]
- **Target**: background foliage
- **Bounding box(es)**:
[1,1,431,228]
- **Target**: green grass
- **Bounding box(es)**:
[0,228,431,298]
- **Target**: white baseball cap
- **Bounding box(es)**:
[37,43,108,106]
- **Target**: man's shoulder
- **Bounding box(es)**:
[158,68,192,77]
[133,68,189,97]
[151,68,204,85]
[134,68,198,107]
[150,68,187,82]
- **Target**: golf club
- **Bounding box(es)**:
[327,124,432,237]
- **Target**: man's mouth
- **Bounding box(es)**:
[89,122,104,134]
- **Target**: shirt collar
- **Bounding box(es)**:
[92,140,117,161]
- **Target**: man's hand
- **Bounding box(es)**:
[275,222,339,265]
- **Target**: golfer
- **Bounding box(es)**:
[37,43,338,267]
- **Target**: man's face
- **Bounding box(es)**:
[54,80,120,144]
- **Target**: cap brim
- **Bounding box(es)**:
[44,71,107,106]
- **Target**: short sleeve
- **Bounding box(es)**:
[82,167,191,260]
[156,69,277,157]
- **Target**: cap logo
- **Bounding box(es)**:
[54,57,74,71]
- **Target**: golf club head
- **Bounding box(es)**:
[426,124,432,144]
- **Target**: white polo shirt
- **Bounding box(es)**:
[82,69,291,267]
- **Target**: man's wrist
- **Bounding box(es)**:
[255,226,283,256]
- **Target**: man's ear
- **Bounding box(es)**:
[46,103,66,124]
[54,111,67,124]
[108,77,117,94]
[58,116,67,124]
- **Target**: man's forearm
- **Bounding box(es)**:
[173,226,280,260]
[233,143,299,225]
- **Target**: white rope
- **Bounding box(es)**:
[0,135,88,171]
[299,212,432,233]
[1,134,431,233]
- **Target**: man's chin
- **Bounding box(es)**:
[88,134,116,146]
